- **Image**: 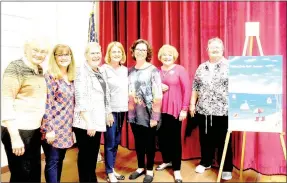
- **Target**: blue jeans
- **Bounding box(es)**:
[104,112,125,174]
[42,141,67,183]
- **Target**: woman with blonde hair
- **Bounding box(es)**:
[101,41,128,182]
[41,44,76,183]
[73,42,114,183]
[156,44,191,183]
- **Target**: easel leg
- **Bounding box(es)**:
[280,132,286,160]
[255,36,264,56]
[217,131,231,182]
[242,36,249,56]
[248,36,254,56]
[240,131,247,182]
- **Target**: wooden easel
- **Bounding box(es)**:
[216,22,286,182]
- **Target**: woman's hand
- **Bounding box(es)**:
[189,104,196,117]
[179,110,187,121]
[11,135,25,156]
[87,129,96,137]
[46,131,55,144]
[150,119,158,128]
[106,113,114,127]
[161,83,169,92]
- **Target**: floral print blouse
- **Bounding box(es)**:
[192,58,229,116]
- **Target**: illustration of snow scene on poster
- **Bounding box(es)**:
[228,55,283,133]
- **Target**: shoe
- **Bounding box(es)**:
[155,162,172,171]
[129,171,145,180]
[195,165,211,174]
[143,174,153,183]
[175,179,183,183]
[106,177,119,183]
[115,175,125,180]
[221,171,232,180]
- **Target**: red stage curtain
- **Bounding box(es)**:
[99,1,286,175]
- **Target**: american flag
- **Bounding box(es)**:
[88,6,98,43]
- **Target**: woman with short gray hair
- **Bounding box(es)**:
[190,37,233,181]
[73,42,114,183]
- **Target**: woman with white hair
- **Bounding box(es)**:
[73,42,114,183]
[1,37,49,182]
[190,37,233,180]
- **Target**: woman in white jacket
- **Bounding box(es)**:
[73,42,114,183]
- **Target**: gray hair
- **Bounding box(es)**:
[207,37,224,51]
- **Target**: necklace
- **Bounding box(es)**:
[161,65,175,79]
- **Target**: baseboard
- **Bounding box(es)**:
[1,153,45,174]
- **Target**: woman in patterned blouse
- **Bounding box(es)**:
[41,44,76,183]
[190,37,233,180]
[128,39,163,183]
[156,44,191,183]
[73,42,114,183]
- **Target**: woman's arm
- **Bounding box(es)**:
[74,66,94,129]
[41,74,57,133]
[151,69,163,122]
[2,61,25,155]
[179,66,191,111]
[190,66,201,116]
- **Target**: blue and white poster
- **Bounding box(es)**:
[228,56,283,133]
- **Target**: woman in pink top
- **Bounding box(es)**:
[156,44,191,183]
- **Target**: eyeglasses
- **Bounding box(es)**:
[55,54,71,58]
[135,48,147,52]
[32,48,48,54]
[111,51,122,54]
[208,46,223,50]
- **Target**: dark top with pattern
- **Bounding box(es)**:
[128,64,163,128]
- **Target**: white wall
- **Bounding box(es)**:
[1,2,96,168]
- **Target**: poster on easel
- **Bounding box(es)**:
[228,55,283,133]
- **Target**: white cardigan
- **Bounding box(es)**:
[73,61,112,132]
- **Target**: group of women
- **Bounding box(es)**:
[1,37,233,183]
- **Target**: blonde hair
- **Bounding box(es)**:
[85,42,102,58]
[104,41,126,65]
[48,44,76,81]
[158,44,179,61]
[207,37,224,51]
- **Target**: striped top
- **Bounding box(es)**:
[1,59,47,130]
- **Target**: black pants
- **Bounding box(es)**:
[1,126,42,182]
[130,123,157,170]
[197,114,233,171]
[158,113,182,170]
[73,127,101,183]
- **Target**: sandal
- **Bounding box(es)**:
[155,162,172,171]
[115,175,125,180]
